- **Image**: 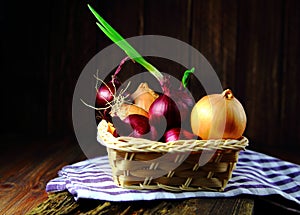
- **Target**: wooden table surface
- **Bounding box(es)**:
[0,136,298,214]
[0,136,86,214]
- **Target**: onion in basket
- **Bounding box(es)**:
[149,94,181,130]
[96,79,121,108]
[190,89,247,140]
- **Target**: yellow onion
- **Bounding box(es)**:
[131,82,159,112]
[190,89,246,140]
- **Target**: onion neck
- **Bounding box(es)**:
[222,89,234,100]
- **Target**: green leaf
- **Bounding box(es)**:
[88,4,163,82]
[182,67,195,88]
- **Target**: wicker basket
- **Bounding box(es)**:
[97,120,248,192]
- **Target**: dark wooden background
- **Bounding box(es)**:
[1,0,299,162]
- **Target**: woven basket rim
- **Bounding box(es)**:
[97,120,249,153]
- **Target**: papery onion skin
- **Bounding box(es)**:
[164,128,196,142]
[149,94,181,130]
[115,104,149,120]
[107,122,119,137]
[131,82,159,112]
[190,89,247,140]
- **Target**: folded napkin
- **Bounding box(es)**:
[46,150,300,205]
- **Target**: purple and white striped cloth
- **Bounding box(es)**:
[46,150,300,204]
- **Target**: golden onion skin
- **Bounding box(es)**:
[191,89,247,140]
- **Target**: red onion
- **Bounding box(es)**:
[131,125,158,140]
[112,114,150,137]
[95,79,121,108]
[148,94,181,130]
[163,128,196,142]
[94,78,121,122]
[124,114,150,135]
[95,57,128,121]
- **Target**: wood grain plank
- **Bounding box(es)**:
[144,0,190,41]
[47,0,100,136]
[189,0,223,100]
[280,0,300,148]
[221,0,238,90]
[93,0,146,89]
[27,191,254,215]
[0,1,49,137]
[143,0,192,81]
[191,0,223,79]
[235,0,283,148]
[0,137,86,214]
